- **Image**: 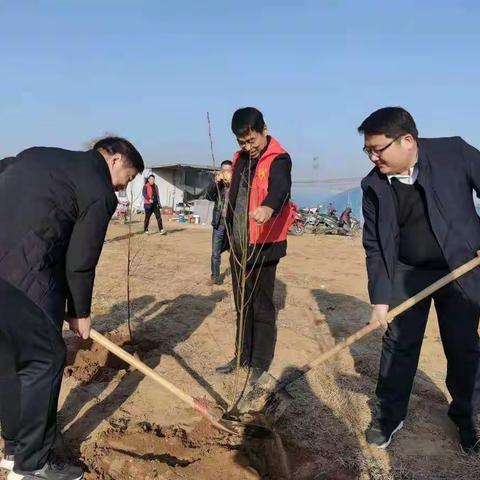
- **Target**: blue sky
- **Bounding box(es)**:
[1,0,480,202]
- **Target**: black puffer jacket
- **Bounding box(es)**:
[0,147,117,322]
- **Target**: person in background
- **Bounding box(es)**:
[0,137,144,480]
[327,202,337,217]
[204,160,233,285]
[142,174,165,235]
[338,206,352,232]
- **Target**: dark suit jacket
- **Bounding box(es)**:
[362,137,480,306]
[0,147,118,323]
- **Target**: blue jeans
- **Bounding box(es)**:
[211,222,226,280]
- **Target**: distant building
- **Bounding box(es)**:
[121,164,217,212]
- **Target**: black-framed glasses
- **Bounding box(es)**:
[363,135,401,158]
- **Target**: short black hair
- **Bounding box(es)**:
[358,107,418,140]
[231,107,265,137]
[220,160,232,167]
[93,137,144,172]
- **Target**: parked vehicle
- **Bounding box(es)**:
[323,215,362,236]
[289,208,306,236]
[113,198,129,224]
[289,202,362,237]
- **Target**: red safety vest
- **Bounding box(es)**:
[233,137,295,245]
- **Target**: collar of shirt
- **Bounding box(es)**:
[387,163,419,185]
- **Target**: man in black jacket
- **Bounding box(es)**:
[0,138,144,480]
[215,107,293,385]
[204,160,232,285]
[359,107,480,453]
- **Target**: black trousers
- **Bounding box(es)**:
[376,262,480,428]
[230,255,278,370]
[144,205,163,232]
[0,278,66,471]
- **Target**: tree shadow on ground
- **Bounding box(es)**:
[105,227,187,243]
[237,366,361,480]
[104,230,144,243]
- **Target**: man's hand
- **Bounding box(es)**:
[68,316,91,340]
[369,304,389,330]
[215,173,223,183]
[249,206,274,225]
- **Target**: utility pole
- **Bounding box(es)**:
[312,156,319,180]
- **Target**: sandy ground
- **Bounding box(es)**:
[2,216,480,479]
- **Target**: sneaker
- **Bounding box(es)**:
[366,418,404,448]
[144,230,149,235]
[159,229,166,235]
[459,424,480,454]
[206,278,216,286]
[0,454,14,471]
[248,367,265,386]
[8,459,83,480]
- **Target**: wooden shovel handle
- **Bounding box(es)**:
[300,256,480,374]
[88,330,234,433]
[89,329,196,409]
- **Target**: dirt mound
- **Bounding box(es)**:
[77,413,357,480]
[64,333,160,384]
[82,420,259,480]
[64,334,131,383]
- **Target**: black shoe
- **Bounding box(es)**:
[9,459,83,480]
[248,368,265,386]
[216,359,237,374]
[216,358,247,374]
[459,424,480,454]
[366,418,404,448]
[0,454,14,471]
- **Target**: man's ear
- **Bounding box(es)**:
[402,134,416,149]
[111,153,122,166]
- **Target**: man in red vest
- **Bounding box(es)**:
[216,107,294,385]
[142,174,165,235]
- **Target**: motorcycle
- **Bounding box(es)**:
[289,209,306,236]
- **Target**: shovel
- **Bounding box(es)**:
[87,329,272,437]
[236,255,480,420]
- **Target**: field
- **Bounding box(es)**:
[2,217,480,479]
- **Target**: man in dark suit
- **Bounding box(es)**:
[0,138,143,480]
[204,160,233,285]
[360,107,480,453]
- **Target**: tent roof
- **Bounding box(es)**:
[148,163,217,172]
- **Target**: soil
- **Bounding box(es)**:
[2,217,480,479]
